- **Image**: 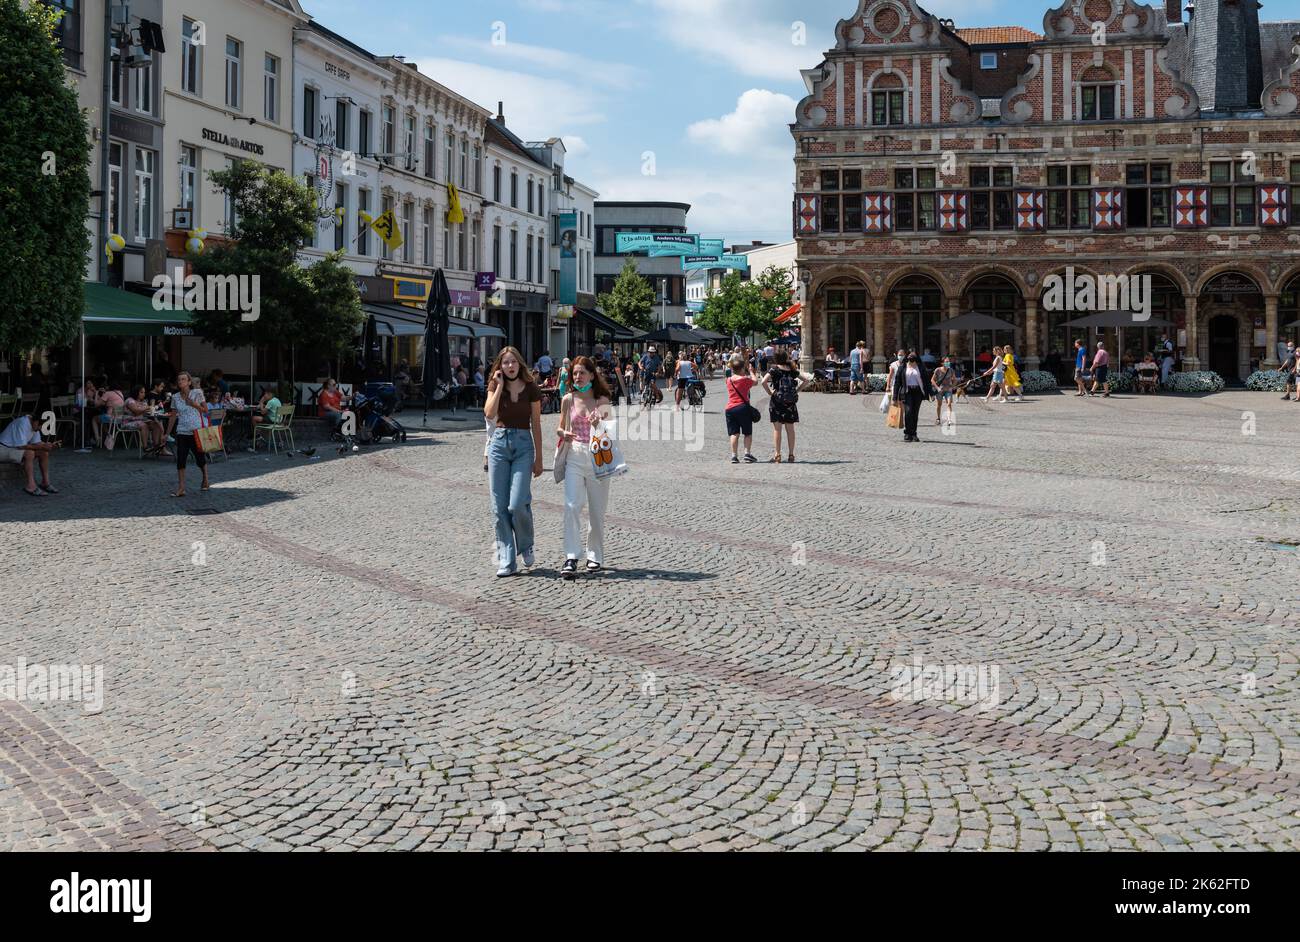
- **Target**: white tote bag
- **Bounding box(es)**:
[589,420,628,480]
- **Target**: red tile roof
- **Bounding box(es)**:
[957,26,1043,44]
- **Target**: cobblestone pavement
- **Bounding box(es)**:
[2,383,1299,851]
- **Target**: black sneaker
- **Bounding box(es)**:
[743,453,757,463]
[561,559,578,581]
[731,455,739,464]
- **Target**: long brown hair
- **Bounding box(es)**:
[570,356,612,401]
[488,346,536,389]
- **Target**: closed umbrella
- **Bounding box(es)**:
[422,269,452,427]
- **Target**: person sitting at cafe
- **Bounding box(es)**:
[146,379,169,408]
[1136,353,1160,394]
[394,360,413,400]
[95,380,126,449]
[317,378,346,430]
[125,385,171,456]
[208,369,229,396]
[1,405,59,497]
[250,387,282,439]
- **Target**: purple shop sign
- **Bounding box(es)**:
[449,288,481,307]
[475,271,496,291]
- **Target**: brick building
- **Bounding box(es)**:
[792,0,1300,379]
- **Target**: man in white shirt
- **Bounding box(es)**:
[0,408,59,496]
[1159,333,1176,384]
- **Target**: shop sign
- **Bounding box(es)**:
[449,289,480,308]
[201,128,266,156]
[1203,273,1260,295]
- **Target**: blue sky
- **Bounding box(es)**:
[303,0,1300,244]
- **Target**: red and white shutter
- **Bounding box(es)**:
[794,194,819,235]
[863,193,893,233]
[1173,186,1208,228]
[1092,188,1124,230]
[1259,184,1290,227]
[937,191,969,232]
[1015,190,1044,231]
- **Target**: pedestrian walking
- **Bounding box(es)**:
[1281,341,1297,401]
[982,345,1008,403]
[1073,339,1089,397]
[763,350,807,463]
[556,357,614,580]
[848,340,868,395]
[169,371,211,497]
[1090,341,1111,397]
[483,347,544,577]
[931,356,957,425]
[892,352,933,442]
[1158,333,1176,384]
[1002,345,1024,401]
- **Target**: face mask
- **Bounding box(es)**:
[574,382,593,393]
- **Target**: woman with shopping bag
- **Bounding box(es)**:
[891,352,933,443]
[168,370,211,497]
[555,357,621,580]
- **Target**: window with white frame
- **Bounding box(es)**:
[443,219,451,267]
[493,224,501,275]
[424,123,435,178]
[471,219,480,270]
[1079,71,1117,121]
[303,87,317,140]
[457,221,465,270]
[404,115,416,171]
[473,144,482,193]
[422,207,432,265]
[401,201,413,262]
[334,99,348,150]
[536,237,543,286]
[180,18,201,95]
[334,182,348,251]
[509,229,518,279]
[459,137,468,188]
[527,179,534,215]
[264,54,279,123]
[224,38,242,109]
[180,145,197,215]
[133,55,153,114]
[382,106,395,165]
[444,130,454,185]
[980,52,998,70]
[133,148,155,242]
[526,233,533,282]
[359,110,372,158]
[108,142,123,236]
[381,195,394,259]
[358,188,371,255]
[871,85,906,126]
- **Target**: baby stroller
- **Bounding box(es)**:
[338,382,408,448]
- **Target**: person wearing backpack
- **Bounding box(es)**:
[762,349,807,463]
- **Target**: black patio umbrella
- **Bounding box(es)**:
[422,269,453,426]
[635,325,707,346]
[928,312,1017,367]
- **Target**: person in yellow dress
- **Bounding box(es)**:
[1002,345,1024,401]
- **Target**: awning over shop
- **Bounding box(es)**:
[575,307,635,339]
[362,303,504,339]
[83,282,194,337]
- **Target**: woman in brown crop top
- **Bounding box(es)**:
[483,347,544,577]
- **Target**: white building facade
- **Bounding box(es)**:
[291,21,387,277]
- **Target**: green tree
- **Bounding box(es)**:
[597,256,656,331]
[0,0,91,350]
[189,162,363,383]
[696,265,794,341]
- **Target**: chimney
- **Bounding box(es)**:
[496,101,505,124]
[1166,0,1182,22]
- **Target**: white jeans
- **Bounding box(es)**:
[564,445,610,564]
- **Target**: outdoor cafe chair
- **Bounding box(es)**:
[49,396,77,444]
[106,406,144,458]
[252,404,295,454]
[0,394,16,421]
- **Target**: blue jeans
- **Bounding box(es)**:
[487,428,535,571]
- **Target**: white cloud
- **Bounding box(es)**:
[562,135,590,157]
[687,90,797,159]
[437,35,643,90]
[646,0,827,80]
[414,57,605,141]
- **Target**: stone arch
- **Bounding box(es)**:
[1273,263,1300,296]
[810,264,873,297]
[880,264,952,298]
[1121,261,1191,298]
[1192,264,1266,297]
[956,264,1030,299]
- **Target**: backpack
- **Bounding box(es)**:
[773,368,800,404]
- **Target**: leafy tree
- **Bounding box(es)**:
[189,162,362,382]
[597,256,656,331]
[0,0,91,350]
[696,265,794,341]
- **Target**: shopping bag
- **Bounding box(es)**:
[193,415,224,454]
[590,421,628,479]
[878,393,890,414]
[886,402,903,429]
[553,440,570,483]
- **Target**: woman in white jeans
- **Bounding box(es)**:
[556,356,613,581]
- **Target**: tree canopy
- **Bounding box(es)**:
[596,256,657,332]
[694,265,794,342]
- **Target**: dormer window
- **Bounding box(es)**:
[1080,83,1117,121]
[980,52,998,70]
[872,90,905,126]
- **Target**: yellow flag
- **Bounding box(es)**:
[446,182,465,225]
[370,209,403,252]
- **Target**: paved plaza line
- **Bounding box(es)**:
[390,460,1296,632]
[0,700,208,851]
[197,511,1300,807]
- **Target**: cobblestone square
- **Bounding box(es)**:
[2,383,1298,851]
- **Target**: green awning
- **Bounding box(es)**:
[83,282,194,337]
